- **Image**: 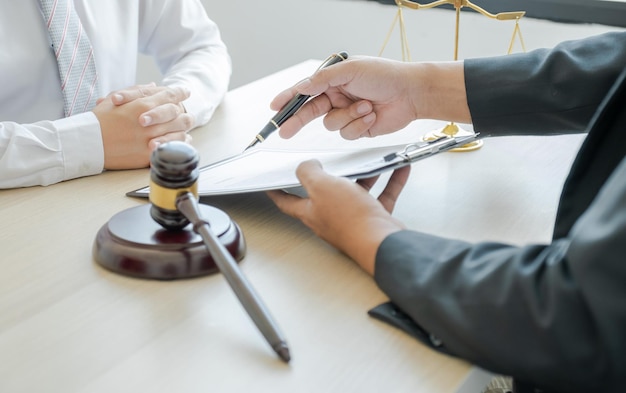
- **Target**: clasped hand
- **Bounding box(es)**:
[93,82,195,170]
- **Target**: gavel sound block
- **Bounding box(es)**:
[93,142,246,280]
[93,142,290,363]
[93,204,245,279]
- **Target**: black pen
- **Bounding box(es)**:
[244,51,349,151]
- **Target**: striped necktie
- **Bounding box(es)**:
[39,0,100,117]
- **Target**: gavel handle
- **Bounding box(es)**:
[175,192,291,363]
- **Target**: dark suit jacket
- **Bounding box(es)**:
[372,32,626,392]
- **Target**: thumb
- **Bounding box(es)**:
[297,61,353,96]
[295,159,328,192]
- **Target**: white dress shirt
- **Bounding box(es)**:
[0,0,231,188]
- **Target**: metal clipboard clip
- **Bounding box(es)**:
[385,134,480,163]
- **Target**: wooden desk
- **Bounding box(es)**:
[0,61,584,393]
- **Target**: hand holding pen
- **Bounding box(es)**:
[245,51,348,151]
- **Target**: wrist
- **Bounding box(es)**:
[345,220,405,276]
[410,61,471,123]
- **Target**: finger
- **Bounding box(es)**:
[110,82,159,105]
[270,85,300,112]
[266,190,309,219]
[277,94,333,139]
[377,166,411,213]
[144,86,191,107]
[269,77,321,111]
[322,100,372,131]
[337,112,377,140]
[294,159,328,191]
[356,174,381,192]
[145,113,195,136]
[267,160,326,218]
[299,63,356,96]
[148,131,190,151]
[139,102,185,127]
[271,62,356,138]
[321,99,377,140]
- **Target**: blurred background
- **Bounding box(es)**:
[138,0,626,90]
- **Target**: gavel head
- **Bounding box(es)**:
[149,141,200,231]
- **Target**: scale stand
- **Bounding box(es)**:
[380,0,526,151]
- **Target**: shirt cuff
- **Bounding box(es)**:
[55,111,104,181]
[181,93,217,128]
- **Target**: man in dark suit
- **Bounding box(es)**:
[267,31,626,392]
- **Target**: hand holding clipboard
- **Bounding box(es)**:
[127,134,480,198]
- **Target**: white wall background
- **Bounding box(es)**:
[138,0,625,89]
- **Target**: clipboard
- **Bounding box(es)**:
[127,134,479,198]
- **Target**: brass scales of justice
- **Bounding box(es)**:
[380,0,526,151]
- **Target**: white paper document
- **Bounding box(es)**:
[127,134,479,198]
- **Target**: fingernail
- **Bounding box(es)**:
[363,112,376,124]
[113,93,123,102]
[142,115,152,126]
[295,78,312,90]
[357,101,371,115]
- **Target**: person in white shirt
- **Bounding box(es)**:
[0,0,231,188]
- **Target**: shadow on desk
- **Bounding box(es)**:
[200,191,307,237]
[200,191,278,219]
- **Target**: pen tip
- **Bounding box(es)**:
[245,138,259,151]
[274,343,291,363]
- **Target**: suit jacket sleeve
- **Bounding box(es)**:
[374,157,626,392]
[373,32,626,392]
[465,31,626,136]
